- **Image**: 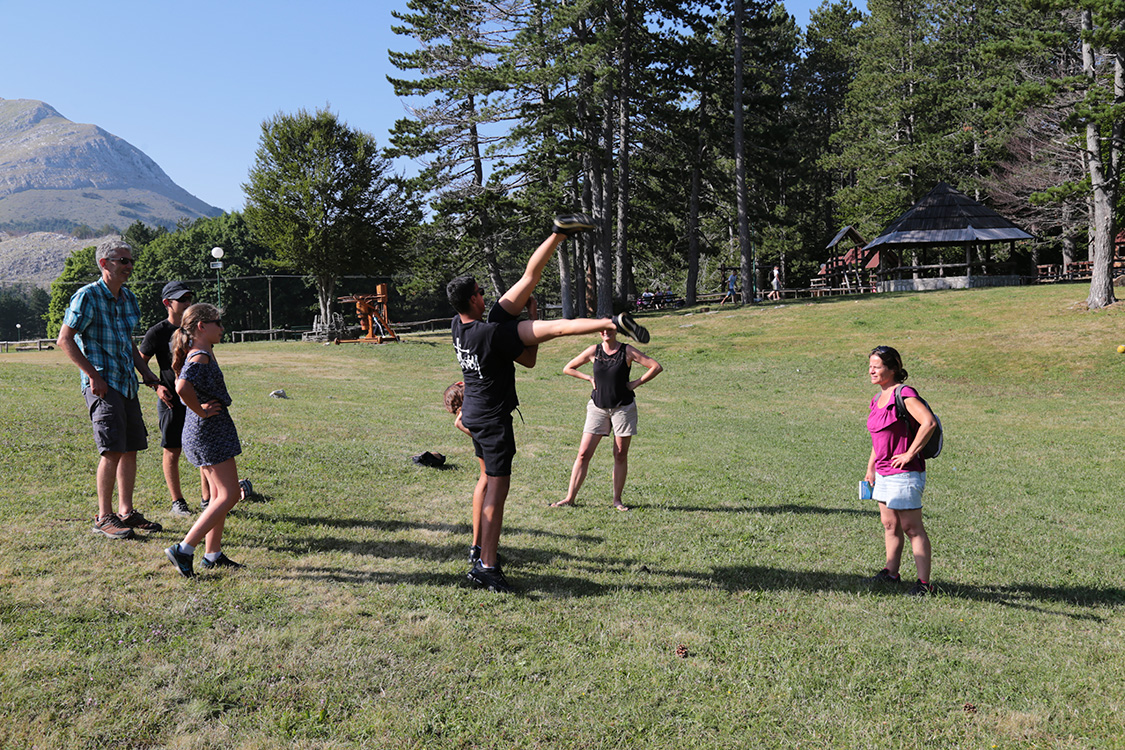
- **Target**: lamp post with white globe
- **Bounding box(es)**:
[210,247,225,306]
[15,323,21,342]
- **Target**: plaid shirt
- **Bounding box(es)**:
[62,279,142,398]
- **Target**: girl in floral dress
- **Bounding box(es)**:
[164,303,244,577]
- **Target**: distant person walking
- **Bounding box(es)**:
[768,265,781,301]
[864,345,937,595]
[139,281,212,517]
[720,272,738,305]
[164,303,245,577]
[551,327,662,511]
[57,238,164,540]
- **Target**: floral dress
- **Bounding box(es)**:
[179,349,241,466]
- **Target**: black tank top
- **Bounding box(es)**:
[591,344,634,408]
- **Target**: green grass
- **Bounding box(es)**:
[2,284,1124,749]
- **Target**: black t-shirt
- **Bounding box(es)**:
[452,302,524,426]
[139,319,178,392]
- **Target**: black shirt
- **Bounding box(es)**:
[451,302,524,426]
[139,319,178,392]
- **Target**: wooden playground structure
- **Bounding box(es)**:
[335,284,398,344]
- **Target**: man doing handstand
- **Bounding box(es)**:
[448,214,650,593]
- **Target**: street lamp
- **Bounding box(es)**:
[15,323,21,342]
[210,247,225,306]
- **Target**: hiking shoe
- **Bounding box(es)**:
[200,552,243,570]
[467,546,503,566]
[165,543,195,578]
[553,213,597,236]
[92,514,135,540]
[907,580,935,596]
[171,499,192,516]
[868,568,901,584]
[119,511,163,532]
[467,561,513,593]
[611,312,650,344]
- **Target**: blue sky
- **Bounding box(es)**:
[5,0,862,215]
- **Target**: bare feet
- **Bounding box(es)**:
[614,503,630,512]
[549,499,575,508]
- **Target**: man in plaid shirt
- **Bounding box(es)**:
[57,239,164,540]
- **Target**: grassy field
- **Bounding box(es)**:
[1,283,1123,749]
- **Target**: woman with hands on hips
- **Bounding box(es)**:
[865,345,937,595]
[551,327,662,511]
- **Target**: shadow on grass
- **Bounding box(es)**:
[706,565,1124,620]
[274,565,453,587]
[264,513,603,543]
[252,514,605,573]
[658,503,870,516]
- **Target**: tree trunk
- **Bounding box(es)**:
[317,275,335,324]
[559,177,581,318]
[1082,10,1117,309]
[1061,203,1075,270]
[733,0,753,303]
[581,170,594,316]
[686,156,703,306]
[597,93,614,317]
[614,0,633,308]
[485,238,506,297]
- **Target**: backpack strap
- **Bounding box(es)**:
[893,384,906,422]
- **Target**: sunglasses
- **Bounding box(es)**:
[107,257,134,265]
[204,319,223,327]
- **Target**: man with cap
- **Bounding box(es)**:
[57,238,164,539]
[139,280,211,516]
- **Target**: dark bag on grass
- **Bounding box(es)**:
[894,384,943,459]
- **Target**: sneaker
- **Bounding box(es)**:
[467,561,513,593]
[611,312,650,344]
[200,497,210,511]
[238,479,254,498]
[92,514,135,540]
[907,580,935,596]
[465,546,506,562]
[553,213,597,236]
[467,546,503,566]
[118,511,163,532]
[868,568,901,584]
[200,552,243,570]
[165,543,195,578]
[171,499,192,516]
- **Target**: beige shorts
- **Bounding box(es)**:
[583,399,638,437]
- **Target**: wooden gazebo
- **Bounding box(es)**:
[864,182,1033,291]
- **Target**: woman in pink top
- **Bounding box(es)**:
[865,346,938,596]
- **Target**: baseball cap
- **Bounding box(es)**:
[161,281,193,301]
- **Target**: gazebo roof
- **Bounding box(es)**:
[864,182,1033,250]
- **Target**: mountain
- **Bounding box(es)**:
[0,230,117,288]
[0,97,223,232]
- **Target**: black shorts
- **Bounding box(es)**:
[84,387,148,455]
[468,414,516,477]
[157,397,187,450]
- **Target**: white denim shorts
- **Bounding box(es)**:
[873,471,926,510]
[582,399,638,437]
